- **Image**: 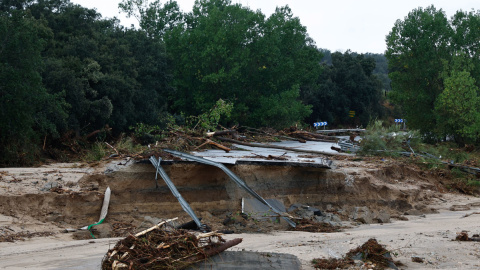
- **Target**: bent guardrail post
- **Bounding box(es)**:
[163,149,297,228]
[149,156,205,231]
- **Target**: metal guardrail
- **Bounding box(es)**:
[149,156,206,231]
[163,149,297,227]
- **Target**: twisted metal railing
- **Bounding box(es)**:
[163,149,296,227]
[149,156,207,231]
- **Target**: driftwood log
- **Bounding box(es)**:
[195,138,231,152]
[288,131,337,142]
[206,130,239,139]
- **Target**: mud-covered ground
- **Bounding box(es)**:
[1,155,480,269]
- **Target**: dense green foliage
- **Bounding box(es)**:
[303,51,384,127]
[121,0,384,128]
[386,6,480,143]
[1,0,387,165]
[161,1,319,128]
[0,8,66,164]
[366,53,391,92]
[0,0,171,165]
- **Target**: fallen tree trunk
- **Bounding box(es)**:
[195,138,231,152]
[289,131,337,142]
[293,134,336,143]
[217,137,337,156]
[206,130,239,139]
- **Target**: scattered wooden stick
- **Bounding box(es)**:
[194,138,231,152]
[135,217,178,237]
[244,126,306,143]
[105,142,119,156]
[196,231,224,239]
[461,212,480,218]
[206,130,239,139]
[289,131,337,142]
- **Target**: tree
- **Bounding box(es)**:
[451,9,480,87]
[121,0,320,128]
[119,0,183,39]
[0,10,66,165]
[434,56,480,143]
[27,0,171,135]
[304,51,383,127]
[386,6,480,143]
[386,6,452,135]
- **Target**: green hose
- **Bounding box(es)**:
[87,218,105,239]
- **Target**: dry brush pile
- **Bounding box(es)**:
[101,218,242,270]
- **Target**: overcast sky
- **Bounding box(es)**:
[70,0,478,54]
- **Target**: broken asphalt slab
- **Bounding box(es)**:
[189,141,340,168]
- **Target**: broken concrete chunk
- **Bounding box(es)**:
[374,211,391,223]
[352,206,373,224]
[296,209,315,219]
[41,182,59,191]
[242,198,286,222]
[314,213,342,226]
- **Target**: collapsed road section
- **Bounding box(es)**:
[162,149,297,227]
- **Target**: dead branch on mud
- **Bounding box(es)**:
[0,227,55,242]
[461,212,480,218]
[455,231,480,242]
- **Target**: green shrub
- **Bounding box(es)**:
[358,120,420,156]
[84,142,107,161]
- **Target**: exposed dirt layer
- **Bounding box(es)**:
[0,156,471,237]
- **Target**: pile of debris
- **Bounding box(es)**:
[286,203,344,232]
[289,218,341,233]
[101,218,242,270]
[0,226,55,242]
[455,231,480,242]
[312,238,400,270]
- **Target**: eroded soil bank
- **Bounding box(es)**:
[0,157,456,236]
